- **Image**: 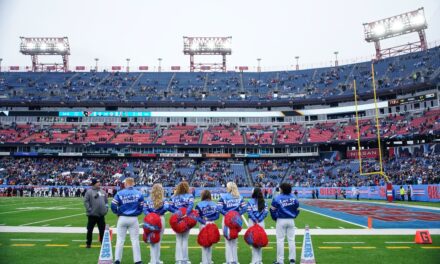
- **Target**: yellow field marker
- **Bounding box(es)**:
[319,246,341,249]
[11,243,35,247]
[79,245,100,248]
[45,244,69,247]
[352,246,376,249]
[421,246,440,249]
[386,246,411,249]
[285,246,302,249]
[188,246,201,249]
[160,246,170,249]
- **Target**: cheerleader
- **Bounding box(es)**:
[217,182,247,264]
[169,181,194,264]
[143,184,168,264]
[196,190,219,264]
[247,187,268,264]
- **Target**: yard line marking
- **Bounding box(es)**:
[110,225,115,228]
[161,246,170,249]
[46,244,69,247]
[0,209,39,215]
[64,225,71,227]
[72,240,86,242]
[323,242,365,244]
[421,246,440,249]
[188,246,200,249]
[11,239,51,242]
[285,246,302,249]
[11,243,35,247]
[300,207,367,228]
[384,241,413,244]
[42,224,50,227]
[79,245,100,248]
[316,226,321,229]
[262,247,274,250]
[319,246,341,249]
[241,215,249,227]
[20,213,85,226]
[352,246,376,249]
[339,227,345,229]
[386,246,411,249]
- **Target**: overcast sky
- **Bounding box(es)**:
[0,0,439,71]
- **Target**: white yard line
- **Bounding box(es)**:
[241,215,249,227]
[20,213,85,226]
[300,207,367,228]
[11,238,51,241]
[339,227,345,229]
[0,209,41,215]
[2,226,440,235]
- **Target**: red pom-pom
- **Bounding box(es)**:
[143,231,161,244]
[143,213,162,232]
[223,226,240,240]
[244,224,268,248]
[197,223,220,247]
[224,211,243,230]
[169,207,199,234]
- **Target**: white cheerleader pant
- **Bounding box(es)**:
[248,219,265,264]
[149,215,165,264]
[276,218,296,263]
[115,216,142,263]
[223,217,238,264]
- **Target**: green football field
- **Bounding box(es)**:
[0,197,439,264]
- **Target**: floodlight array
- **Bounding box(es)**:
[20,37,70,55]
[364,8,427,42]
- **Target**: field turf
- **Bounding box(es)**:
[0,197,439,264]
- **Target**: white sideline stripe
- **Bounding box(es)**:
[2,226,440,236]
[323,242,365,244]
[10,239,52,242]
[300,207,367,228]
[19,213,85,226]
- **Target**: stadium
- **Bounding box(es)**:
[0,0,439,263]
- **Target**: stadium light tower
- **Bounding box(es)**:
[0,58,2,72]
[126,58,130,73]
[183,36,232,72]
[295,56,299,70]
[158,58,162,72]
[334,51,339,67]
[257,58,261,73]
[95,58,99,71]
[363,7,428,60]
[20,37,70,72]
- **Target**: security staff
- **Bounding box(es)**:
[84,178,108,248]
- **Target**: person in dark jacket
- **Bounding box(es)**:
[84,178,108,248]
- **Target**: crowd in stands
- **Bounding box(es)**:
[0,152,438,188]
[1,46,439,102]
[0,109,438,145]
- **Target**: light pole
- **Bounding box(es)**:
[126,58,130,73]
[334,51,339,67]
[95,58,99,71]
[0,58,2,72]
[158,58,162,72]
[257,58,261,73]
[295,56,299,70]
